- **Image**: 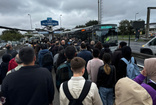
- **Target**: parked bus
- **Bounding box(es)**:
[61,24,118,47]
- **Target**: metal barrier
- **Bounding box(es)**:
[137,64,144,69]
[132,51,155,59]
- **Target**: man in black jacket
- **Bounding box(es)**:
[112,41,127,81]
[2,47,55,105]
[112,41,127,70]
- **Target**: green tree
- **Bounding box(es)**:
[85,20,98,26]
[65,29,71,31]
[75,20,98,28]
[0,30,23,41]
[75,25,86,28]
[119,20,132,35]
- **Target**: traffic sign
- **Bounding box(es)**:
[41,18,59,26]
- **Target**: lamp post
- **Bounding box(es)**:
[60,14,62,28]
[28,14,33,29]
[135,13,139,21]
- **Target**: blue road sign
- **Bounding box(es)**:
[41,18,59,26]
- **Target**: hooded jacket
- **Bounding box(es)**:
[115,77,152,105]
[38,49,53,67]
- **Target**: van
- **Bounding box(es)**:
[140,36,156,55]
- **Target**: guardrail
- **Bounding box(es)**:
[132,51,155,59]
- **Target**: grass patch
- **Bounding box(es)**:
[118,35,150,42]
[118,35,135,39]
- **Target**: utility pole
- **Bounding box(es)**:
[28,14,33,29]
[145,7,156,38]
[98,0,100,24]
[135,13,139,21]
[60,14,62,28]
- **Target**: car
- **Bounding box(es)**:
[140,36,156,55]
[12,41,18,46]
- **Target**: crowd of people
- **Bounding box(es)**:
[0,37,155,105]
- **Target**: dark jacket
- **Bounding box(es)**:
[97,64,116,88]
[0,62,9,84]
[77,50,93,80]
[52,45,59,56]
[38,49,53,72]
[2,65,54,105]
[0,54,11,84]
[117,57,137,81]
[56,61,73,91]
[2,66,55,105]
[77,50,93,64]
[99,48,112,59]
[112,48,122,71]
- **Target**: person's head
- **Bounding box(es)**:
[90,41,95,46]
[61,40,65,45]
[15,54,23,65]
[56,50,66,67]
[93,48,100,58]
[2,54,11,63]
[81,43,86,49]
[102,53,111,75]
[115,77,152,105]
[119,41,127,48]
[71,57,86,75]
[65,46,76,60]
[95,41,103,50]
[41,44,48,49]
[25,41,29,43]
[55,41,59,46]
[6,44,12,50]
[34,44,41,54]
[19,47,35,65]
[122,46,132,60]
[11,51,18,58]
[144,58,156,82]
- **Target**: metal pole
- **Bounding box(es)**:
[135,13,139,21]
[60,15,61,28]
[98,0,100,24]
[145,8,150,38]
[28,14,32,29]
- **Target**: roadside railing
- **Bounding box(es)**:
[132,51,155,59]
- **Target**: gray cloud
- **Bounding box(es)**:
[0,0,156,33]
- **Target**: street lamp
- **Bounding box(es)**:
[135,13,139,21]
[28,14,33,29]
[60,14,62,28]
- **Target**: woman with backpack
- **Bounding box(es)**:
[117,46,137,81]
[97,53,116,105]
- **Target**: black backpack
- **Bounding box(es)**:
[63,81,91,105]
[42,52,53,67]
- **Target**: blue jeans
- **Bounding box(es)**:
[99,87,114,105]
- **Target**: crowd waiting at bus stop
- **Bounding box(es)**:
[0,36,156,105]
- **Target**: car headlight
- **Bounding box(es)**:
[142,45,145,47]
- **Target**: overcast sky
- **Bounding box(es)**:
[0,0,156,33]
